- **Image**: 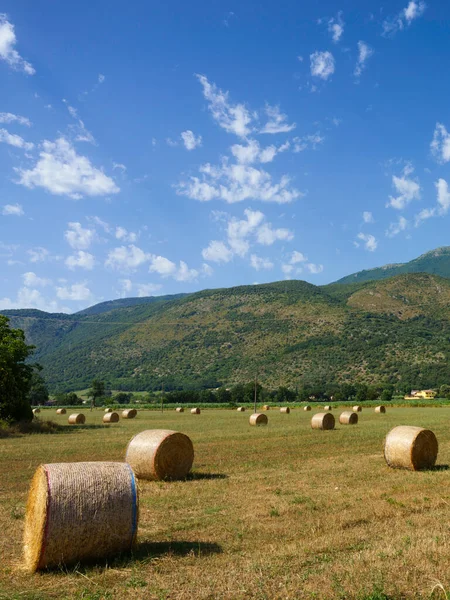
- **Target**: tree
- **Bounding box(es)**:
[87,379,106,409]
[0,316,34,423]
[380,388,393,402]
[275,386,296,403]
[28,370,49,406]
[114,392,132,404]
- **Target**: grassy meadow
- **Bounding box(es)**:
[1,406,450,599]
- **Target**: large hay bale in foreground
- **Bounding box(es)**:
[125,430,194,481]
[190,408,200,414]
[339,411,358,425]
[249,413,268,426]
[103,412,119,424]
[23,462,138,572]
[303,405,311,411]
[311,412,335,430]
[353,406,362,412]
[56,408,66,415]
[176,407,184,413]
[104,408,112,413]
[237,407,245,412]
[375,405,386,414]
[122,409,137,419]
[323,406,332,411]
[262,405,270,411]
[68,413,85,425]
[384,426,438,471]
[280,407,290,414]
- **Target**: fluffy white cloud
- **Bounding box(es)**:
[175,261,199,282]
[310,51,335,80]
[281,264,294,276]
[386,166,420,210]
[0,112,31,126]
[136,283,162,297]
[16,137,119,199]
[327,12,344,42]
[430,123,450,164]
[0,14,35,74]
[0,287,65,312]
[230,139,289,165]
[292,133,324,153]
[250,254,274,271]
[227,209,265,255]
[65,222,95,250]
[28,247,49,263]
[289,250,307,264]
[354,41,374,78]
[201,263,214,277]
[362,211,374,224]
[436,178,450,214]
[256,223,293,245]
[382,1,426,36]
[386,216,408,237]
[356,232,377,251]
[305,263,324,274]
[149,256,198,282]
[260,105,296,135]
[22,272,51,287]
[115,226,138,243]
[2,203,24,216]
[0,128,33,150]
[181,130,202,150]
[56,282,92,301]
[196,74,253,137]
[118,278,132,297]
[201,240,233,263]
[71,119,96,145]
[65,250,95,270]
[414,208,435,226]
[105,244,150,271]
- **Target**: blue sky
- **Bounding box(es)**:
[0,0,449,312]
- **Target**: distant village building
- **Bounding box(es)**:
[404,389,437,400]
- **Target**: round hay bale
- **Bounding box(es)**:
[353,406,362,412]
[175,407,184,413]
[384,426,438,471]
[125,430,194,481]
[375,405,386,414]
[32,408,40,415]
[190,408,200,414]
[311,412,335,430]
[68,413,85,425]
[23,461,138,572]
[56,408,66,415]
[262,405,270,411]
[339,411,358,425]
[104,408,112,413]
[103,412,119,424]
[280,407,290,414]
[237,407,245,412]
[323,405,332,411]
[249,413,268,426]
[122,409,137,419]
[303,405,311,411]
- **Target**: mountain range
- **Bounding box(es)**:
[3,247,450,392]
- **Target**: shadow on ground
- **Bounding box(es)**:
[186,472,228,480]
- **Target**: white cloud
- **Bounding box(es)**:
[65,222,95,250]
[354,41,374,78]
[175,261,199,282]
[90,216,111,233]
[105,244,150,271]
[414,207,435,226]
[115,226,138,243]
[230,139,289,165]
[196,74,253,137]
[0,288,65,312]
[256,223,293,245]
[65,250,95,270]
[382,1,426,36]
[16,137,119,199]
[227,209,265,255]
[0,112,31,126]
[0,14,35,74]
[149,255,198,282]
[72,119,96,145]
[118,278,132,297]
[56,282,92,301]
[201,263,214,277]
[386,166,420,210]
[386,216,408,237]
[260,105,296,134]
[98,74,105,84]
[201,240,233,263]
[2,203,24,216]
[310,51,335,80]
[357,232,377,251]
[436,178,450,215]
[250,254,274,271]
[113,162,126,172]
[136,283,162,297]
[22,272,51,287]
[28,247,49,263]
[305,263,324,274]
[292,133,324,153]
[289,250,307,264]
[0,128,33,150]
[362,211,374,224]
[430,123,450,164]
[281,264,294,276]
[181,130,202,150]
[327,12,344,43]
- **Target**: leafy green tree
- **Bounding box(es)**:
[215,387,232,403]
[66,392,82,406]
[87,379,106,408]
[0,316,34,423]
[28,370,49,406]
[380,388,393,402]
[114,392,132,404]
[275,386,296,403]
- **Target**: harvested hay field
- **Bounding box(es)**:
[1,407,450,599]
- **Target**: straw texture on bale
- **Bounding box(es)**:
[103,412,119,423]
[280,407,290,414]
[262,405,270,411]
[339,411,358,425]
[125,429,194,481]
[175,407,184,413]
[249,413,268,426]
[23,461,138,572]
[323,406,332,411]
[384,426,438,471]
[237,407,245,412]
[303,405,311,411]
[190,408,200,414]
[311,412,335,430]
[68,413,85,425]
[375,405,386,413]
[32,408,40,415]
[104,408,112,413]
[122,409,137,419]
[353,406,362,412]
[56,408,66,415]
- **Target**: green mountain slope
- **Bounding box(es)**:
[74,293,187,316]
[335,247,450,284]
[3,274,450,392]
